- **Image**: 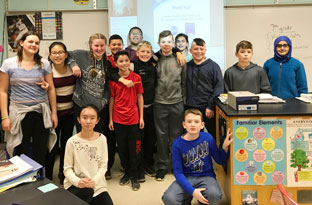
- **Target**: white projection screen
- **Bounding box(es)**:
[108,0,225,69]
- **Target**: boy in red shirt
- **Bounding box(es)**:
[108,51,144,191]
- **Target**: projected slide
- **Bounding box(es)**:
[109,0,138,46]
[108,0,224,68]
[153,0,210,50]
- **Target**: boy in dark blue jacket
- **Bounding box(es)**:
[162,109,232,204]
[186,38,224,139]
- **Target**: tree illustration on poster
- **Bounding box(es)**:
[290,149,309,171]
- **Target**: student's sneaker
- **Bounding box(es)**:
[138,171,145,183]
[105,169,112,180]
[131,178,140,191]
[145,166,156,177]
[119,174,130,185]
[155,169,167,181]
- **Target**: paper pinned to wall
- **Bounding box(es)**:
[41,12,56,40]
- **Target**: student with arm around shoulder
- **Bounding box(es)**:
[45,41,76,184]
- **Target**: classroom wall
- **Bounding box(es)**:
[3,2,312,92]
[40,11,108,58]
[225,5,312,91]
[6,11,108,59]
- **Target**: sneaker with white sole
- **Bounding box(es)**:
[119,174,130,185]
[131,178,140,191]
[155,169,167,181]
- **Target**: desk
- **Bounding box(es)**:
[215,99,312,204]
[0,178,88,205]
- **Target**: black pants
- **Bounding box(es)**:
[141,106,156,167]
[67,186,113,205]
[114,123,141,178]
[101,107,116,170]
[15,111,49,166]
[45,113,75,180]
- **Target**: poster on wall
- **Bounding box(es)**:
[233,119,286,185]
[286,118,312,187]
[34,12,62,40]
[7,15,35,51]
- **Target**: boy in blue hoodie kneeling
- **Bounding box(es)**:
[162,109,232,204]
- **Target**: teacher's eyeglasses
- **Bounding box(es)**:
[276,44,289,48]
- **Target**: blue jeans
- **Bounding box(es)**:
[162,176,223,205]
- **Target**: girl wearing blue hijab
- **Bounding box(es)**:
[263,36,307,99]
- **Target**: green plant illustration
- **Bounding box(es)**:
[290,149,309,171]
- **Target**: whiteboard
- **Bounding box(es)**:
[225,5,312,92]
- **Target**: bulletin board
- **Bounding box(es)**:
[233,119,287,186]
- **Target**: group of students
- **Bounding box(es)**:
[0,24,308,205]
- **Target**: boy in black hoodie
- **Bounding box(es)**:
[186,38,224,140]
[132,41,157,179]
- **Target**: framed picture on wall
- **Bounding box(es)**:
[7,15,35,50]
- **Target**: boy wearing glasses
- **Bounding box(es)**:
[263,36,307,99]
[224,40,271,94]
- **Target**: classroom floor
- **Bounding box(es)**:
[52,154,229,205]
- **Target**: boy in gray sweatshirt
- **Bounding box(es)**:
[154,30,186,181]
[224,40,271,94]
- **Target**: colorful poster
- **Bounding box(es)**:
[233,119,286,185]
[286,118,312,187]
[34,12,62,40]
